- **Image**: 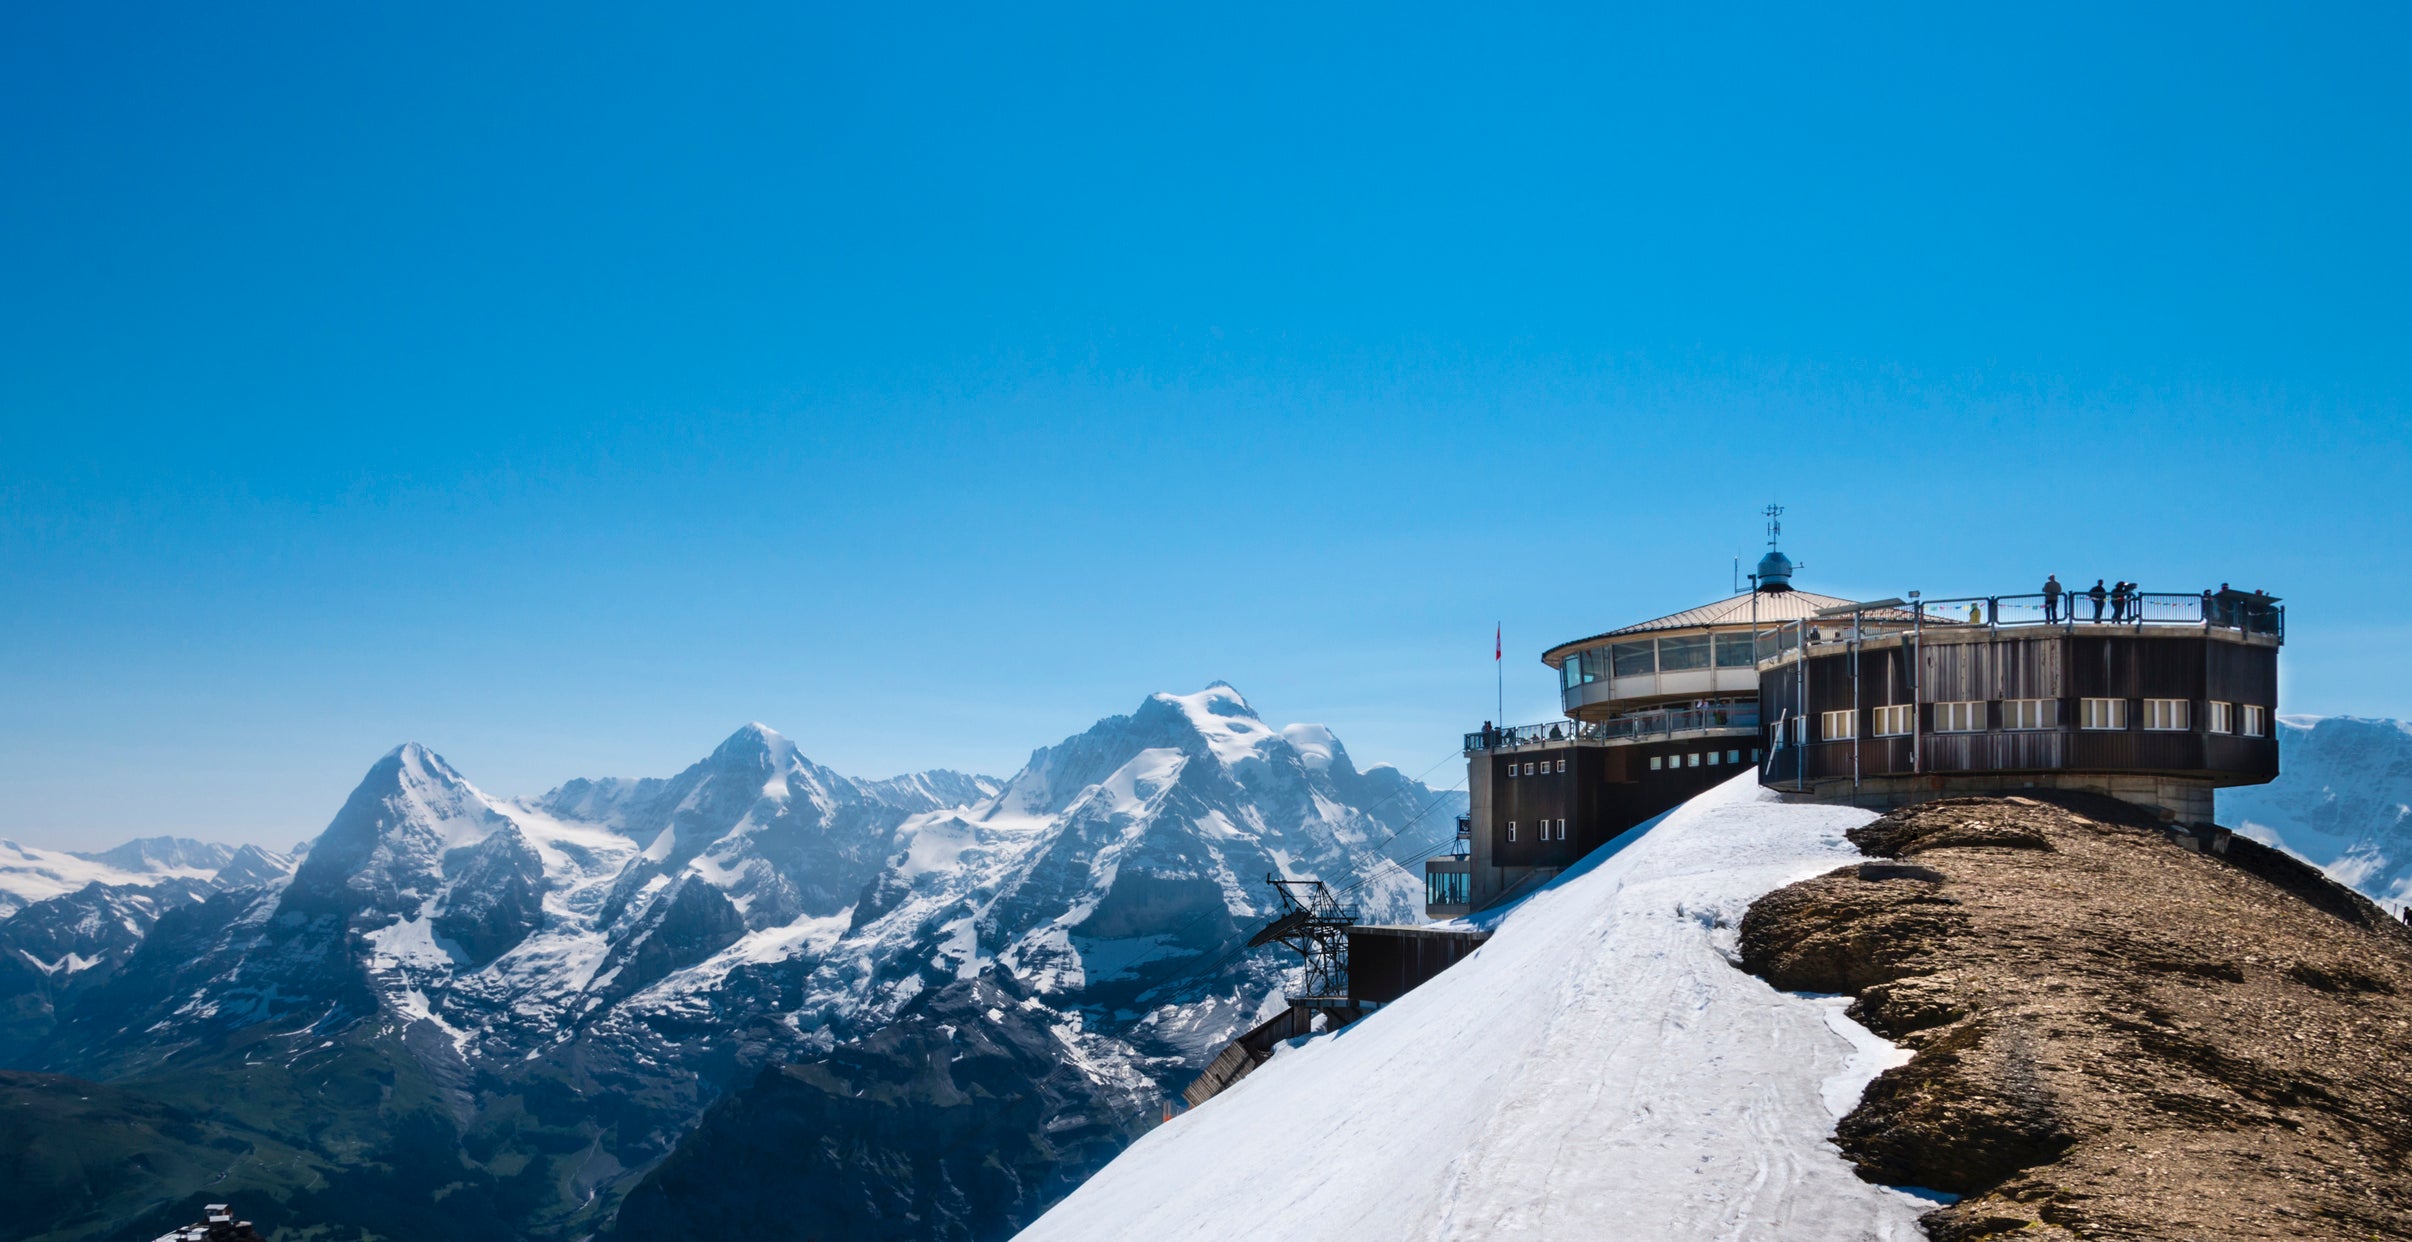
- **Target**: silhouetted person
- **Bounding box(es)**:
[2110,580,2131,623]
[2087,578,2107,622]
[2042,574,2063,622]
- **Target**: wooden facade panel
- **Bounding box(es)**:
[2207,641,2278,707]
[2069,730,2206,771]
[2204,734,2280,780]
[1764,631,2275,789]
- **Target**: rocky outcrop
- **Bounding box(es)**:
[1741,794,2412,1240]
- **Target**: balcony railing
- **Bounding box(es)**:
[1760,591,2283,659]
[1466,705,1761,752]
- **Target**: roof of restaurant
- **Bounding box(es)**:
[1541,589,1928,661]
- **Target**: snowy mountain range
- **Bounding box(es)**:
[3,685,1462,1241]
[0,835,294,919]
[2220,715,2412,913]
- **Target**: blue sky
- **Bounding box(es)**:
[4,4,2406,847]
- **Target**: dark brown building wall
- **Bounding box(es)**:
[1761,632,2278,788]
[1489,740,1753,869]
[1347,928,1489,1005]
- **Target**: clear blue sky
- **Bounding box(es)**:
[4,4,2406,848]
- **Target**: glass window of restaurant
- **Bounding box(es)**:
[1715,632,1757,668]
[1612,641,1655,677]
[1658,634,1711,671]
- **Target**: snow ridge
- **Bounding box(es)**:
[1020,774,1936,1242]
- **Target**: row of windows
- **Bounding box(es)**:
[1505,758,1569,778]
[1815,699,2267,740]
[1506,818,1568,842]
[1649,748,1757,770]
[1560,632,1758,689]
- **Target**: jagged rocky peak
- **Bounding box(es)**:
[996,683,1349,820]
[288,741,513,907]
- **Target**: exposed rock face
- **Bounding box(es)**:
[1741,794,2412,1241]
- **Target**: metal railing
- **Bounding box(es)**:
[1897,590,2281,638]
[1465,705,1761,752]
[1762,591,2283,653]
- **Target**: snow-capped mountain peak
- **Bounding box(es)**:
[282,741,527,931]
[1145,683,1285,771]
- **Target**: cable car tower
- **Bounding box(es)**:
[1246,875,1358,999]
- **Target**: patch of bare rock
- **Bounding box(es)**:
[1740,793,2412,1241]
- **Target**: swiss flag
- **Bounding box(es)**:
[1495,624,1501,661]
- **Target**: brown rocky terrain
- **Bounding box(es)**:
[1740,793,2412,1241]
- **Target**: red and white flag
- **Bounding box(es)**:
[1495,624,1501,661]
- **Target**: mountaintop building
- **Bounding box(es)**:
[1195,513,2290,1107]
[1423,512,2284,920]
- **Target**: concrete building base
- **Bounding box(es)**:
[1782,771,2217,826]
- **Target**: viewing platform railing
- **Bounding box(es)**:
[1466,705,1761,752]
[1760,590,2283,661]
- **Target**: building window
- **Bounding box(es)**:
[2080,698,2127,730]
[1752,748,1762,762]
[1524,762,1535,775]
[1728,750,1741,763]
[2003,699,2056,731]
[2207,701,2233,734]
[1714,632,1757,668]
[1934,701,1984,733]
[1688,752,1701,767]
[1611,641,1655,677]
[2242,705,2266,737]
[1873,705,1914,737]
[1649,755,1662,770]
[1658,634,1711,671]
[1820,710,1857,741]
[1505,764,1515,779]
[2144,698,2190,731]
[1555,819,1567,840]
[1706,750,1721,765]
[1555,758,1566,774]
[1506,821,1517,842]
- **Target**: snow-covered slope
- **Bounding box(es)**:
[1019,774,1936,1242]
[2220,715,2412,912]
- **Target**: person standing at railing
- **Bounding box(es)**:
[2042,574,2063,623]
[2087,578,2107,622]
[2109,580,2130,623]
[1968,601,1982,625]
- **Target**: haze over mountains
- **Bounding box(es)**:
[0,685,1463,1241]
